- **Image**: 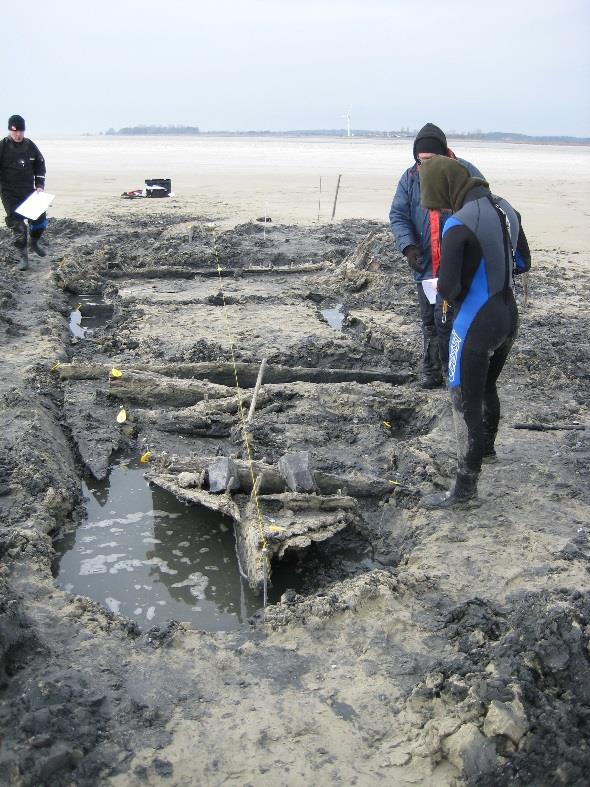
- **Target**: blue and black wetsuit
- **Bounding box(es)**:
[0,136,47,248]
[438,185,531,477]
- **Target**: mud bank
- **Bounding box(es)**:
[0,213,589,786]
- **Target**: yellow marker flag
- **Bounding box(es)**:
[110,368,123,378]
[116,408,127,424]
[140,450,152,464]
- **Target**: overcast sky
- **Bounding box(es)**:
[3,0,589,137]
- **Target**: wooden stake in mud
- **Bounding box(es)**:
[330,174,342,222]
[263,201,268,241]
[262,546,269,608]
[247,358,267,424]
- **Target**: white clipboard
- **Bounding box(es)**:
[421,277,438,305]
[14,191,55,220]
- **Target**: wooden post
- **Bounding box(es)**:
[263,201,268,240]
[247,358,268,423]
[331,174,342,222]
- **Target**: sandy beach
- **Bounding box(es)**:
[41,135,590,255]
[0,135,589,786]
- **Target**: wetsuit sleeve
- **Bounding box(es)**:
[31,142,46,189]
[389,171,416,254]
[438,223,480,303]
[514,211,531,273]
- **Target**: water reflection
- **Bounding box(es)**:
[320,303,345,330]
[68,294,114,339]
[53,457,262,631]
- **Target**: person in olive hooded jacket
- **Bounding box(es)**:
[0,114,47,270]
[389,123,484,388]
[417,156,531,508]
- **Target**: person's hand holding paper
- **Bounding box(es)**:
[421,278,438,305]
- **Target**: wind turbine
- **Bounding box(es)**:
[342,108,352,137]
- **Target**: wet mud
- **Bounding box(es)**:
[0,213,589,785]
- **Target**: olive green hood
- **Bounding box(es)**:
[419,156,489,212]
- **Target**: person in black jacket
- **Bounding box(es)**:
[0,115,47,270]
[389,124,484,388]
[417,156,531,508]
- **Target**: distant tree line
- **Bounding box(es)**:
[447,131,590,144]
[99,126,588,144]
[200,129,590,144]
[104,125,200,135]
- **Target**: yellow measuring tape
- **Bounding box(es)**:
[210,227,271,582]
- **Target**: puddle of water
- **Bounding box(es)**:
[53,457,267,631]
[320,303,345,330]
[69,294,113,339]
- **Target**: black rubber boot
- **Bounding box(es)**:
[29,237,47,257]
[12,221,28,253]
[419,374,443,389]
[421,472,478,509]
[482,431,498,464]
[420,334,443,388]
[17,247,29,271]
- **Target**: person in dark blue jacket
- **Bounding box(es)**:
[417,156,531,508]
[389,123,484,387]
[0,115,47,270]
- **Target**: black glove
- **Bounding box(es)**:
[404,245,425,274]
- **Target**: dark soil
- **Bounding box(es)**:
[0,213,588,786]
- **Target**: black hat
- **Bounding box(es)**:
[8,115,25,131]
[413,123,448,161]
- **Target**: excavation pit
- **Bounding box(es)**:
[3,204,589,785]
[53,456,265,630]
[68,293,114,339]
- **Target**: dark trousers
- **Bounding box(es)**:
[451,291,518,476]
[2,191,47,248]
[416,284,454,380]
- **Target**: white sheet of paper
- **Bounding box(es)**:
[421,277,438,305]
[14,191,55,220]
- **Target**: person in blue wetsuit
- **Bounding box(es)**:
[389,123,484,388]
[0,115,47,270]
[417,156,531,508]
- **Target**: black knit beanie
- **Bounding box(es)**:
[8,115,25,131]
[413,123,448,161]
[419,156,489,212]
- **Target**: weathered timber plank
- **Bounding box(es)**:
[153,456,395,499]
[57,362,410,387]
